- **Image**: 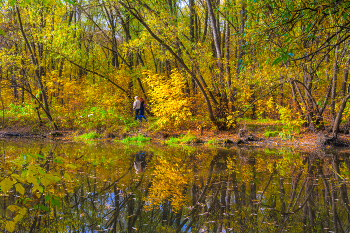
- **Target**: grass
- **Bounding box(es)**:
[239,117,281,125]
[264,130,279,138]
[120,134,151,144]
[165,134,198,145]
[206,139,220,144]
[279,130,293,140]
[263,126,295,140]
[75,132,101,141]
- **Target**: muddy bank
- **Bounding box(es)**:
[0,126,350,150]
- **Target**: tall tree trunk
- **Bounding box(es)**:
[236,1,246,76]
[206,0,227,118]
[332,93,350,135]
[225,19,233,110]
[331,45,340,121]
[16,5,57,130]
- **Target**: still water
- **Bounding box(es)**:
[1,140,350,232]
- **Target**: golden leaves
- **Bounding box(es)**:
[145,156,191,212]
[5,221,15,233]
[144,69,192,129]
[15,184,25,195]
[0,177,16,193]
[6,205,27,232]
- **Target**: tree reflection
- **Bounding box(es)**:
[1,142,350,232]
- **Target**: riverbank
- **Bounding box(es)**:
[1,119,350,150]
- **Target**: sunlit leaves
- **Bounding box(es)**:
[0,178,16,193]
[144,69,192,129]
[15,184,25,195]
[5,205,27,232]
[145,155,192,212]
[5,221,15,233]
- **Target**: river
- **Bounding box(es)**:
[0,139,350,232]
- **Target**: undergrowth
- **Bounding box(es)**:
[165,133,197,145]
[74,132,101,141]
[264,130,279,138]
[120,134,151,144]
[206,139,220,144]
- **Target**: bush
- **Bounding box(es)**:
[144,69,192,129]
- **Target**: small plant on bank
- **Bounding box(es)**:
[206,139,220,144]
[165,133,198,145]
[279,130,293,140]
[75,132,101,141]
[264,130,279,138]
[121,134,151,144]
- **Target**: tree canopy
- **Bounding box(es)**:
[1,0,350,133]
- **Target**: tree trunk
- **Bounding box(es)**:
[331,45,340,121]
[206,0,227,117]
[16,5,57,130]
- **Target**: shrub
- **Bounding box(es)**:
[144,69,192,129]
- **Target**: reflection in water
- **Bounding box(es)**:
[134,151,148,174]
[1,141,350,232]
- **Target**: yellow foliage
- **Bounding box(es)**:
[145,156,191,212]
[266,97,276,114]
[276,104,306,130]
[144,69,192,129]
[226,111,239,129]
[0,177,16,193]
[5,221,15,233]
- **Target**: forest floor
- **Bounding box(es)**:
[0,118,350,151]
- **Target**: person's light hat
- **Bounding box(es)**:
[135,96,138,99]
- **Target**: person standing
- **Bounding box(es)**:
[133,96,141,121]
[139,97,147,122]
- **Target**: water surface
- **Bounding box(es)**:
[1,140,350,232]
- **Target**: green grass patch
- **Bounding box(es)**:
[165,134,198,145]
[264,130,279,137]
[121,134,151,144]
[206,139,220,144]
[75,132,101,141]
[279,130,293,140]
[238,117,282,126]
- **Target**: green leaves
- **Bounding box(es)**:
[22,153,45,161]
[272,48,294,65]
[64,0,76,6]
[44,194,61,207]
[53,157,63,164]
[272,57,283,65]
[305,23,313,33]
[34,203,49,212]
[40,204,49,212]
[0,29,5,36]
[51,195,61,207]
